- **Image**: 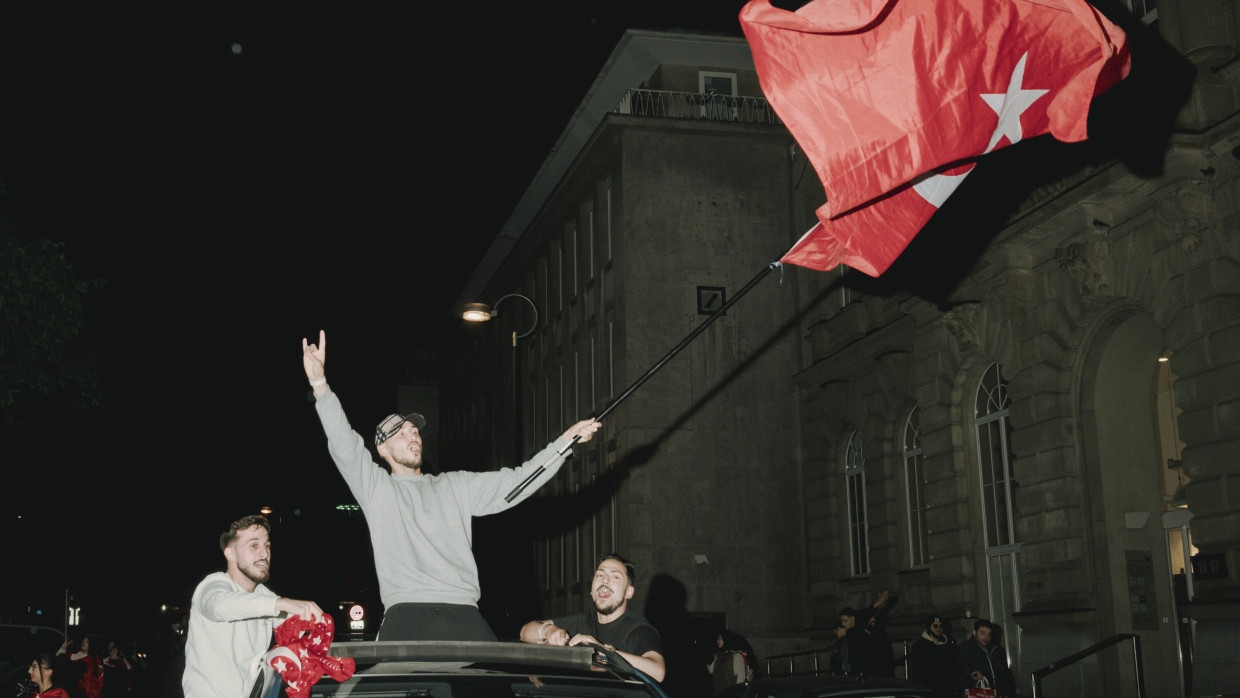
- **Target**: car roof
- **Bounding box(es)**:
[0,624,66,660]
[743,673,938,698]
[306,640,669,697]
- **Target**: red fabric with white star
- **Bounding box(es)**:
[738,0,1131,276]
[264,614,356,698]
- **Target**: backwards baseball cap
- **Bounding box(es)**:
[375,412,426,446]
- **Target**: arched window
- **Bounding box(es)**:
[973,362,1022,673]
[845,430,869,575]
[903,406,929,567]
[974,363,1016,547]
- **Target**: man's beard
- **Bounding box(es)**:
[593,593,623,615]
[239,560,271,585]
[391,449,423,469]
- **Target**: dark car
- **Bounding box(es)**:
[720,673,938,698]
[275,639,670,698]
[0,624,66,693]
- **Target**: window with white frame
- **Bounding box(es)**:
[903,405,929,567]
[975,363,1017,547]
[698,71,737,120]
[845,430,869,575]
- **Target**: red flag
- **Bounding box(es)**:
[739,0,1131,276]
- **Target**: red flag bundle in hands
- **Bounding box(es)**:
[264,614,356,698]
[738,0,1131,277]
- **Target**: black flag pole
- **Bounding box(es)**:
[504,260,784,502]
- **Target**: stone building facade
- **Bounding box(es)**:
[444,4,1240,696]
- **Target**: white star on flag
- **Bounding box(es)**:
[913,51,1048,207]
[981,52,1048,151]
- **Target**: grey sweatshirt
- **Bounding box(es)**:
[315,389,573,608]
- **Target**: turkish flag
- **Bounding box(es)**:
[739,0,1131,276]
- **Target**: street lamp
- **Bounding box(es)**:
[463,293,539,467]
[462,293,539,346]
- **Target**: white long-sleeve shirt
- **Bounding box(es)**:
[182,572,279,698]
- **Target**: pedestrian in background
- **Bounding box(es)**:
[707,629,756,694]
[838,589,894,677]
[57,637,101,698]
[22,653,76,698]
[957,619,1015,698]
[908,615,958,697]
[100,638,132,698]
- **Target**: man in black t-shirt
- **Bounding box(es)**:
[520,554,665,682]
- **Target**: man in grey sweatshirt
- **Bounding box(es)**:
[301,330,601,640]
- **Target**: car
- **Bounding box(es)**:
[0,624,66,693]
[720,672,939,698]
[268,639,671,698]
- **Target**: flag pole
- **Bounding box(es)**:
[505,260,783,502]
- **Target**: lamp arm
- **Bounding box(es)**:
[492,293,539,340]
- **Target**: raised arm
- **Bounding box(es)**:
[302,329,329,397]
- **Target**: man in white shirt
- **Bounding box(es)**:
[182,515,323,698]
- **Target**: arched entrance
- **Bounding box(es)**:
[1080,311,1184,697]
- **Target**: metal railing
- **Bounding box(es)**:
[763,646,837,678]
[763,641,911,679]
[1030,633,1144,698]
[615,89,783,124]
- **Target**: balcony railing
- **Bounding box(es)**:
[615,89,783,124]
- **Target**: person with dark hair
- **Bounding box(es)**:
[56,638,101,698]
[23,653,74,698]
[956,619,1015,698]
[301,330,601,641]
[863,607,896,677]
[908,615,958,697]
[828,620,849,675]
[707,628,757,694]
[519,554,665,682]
[99,639,132,698]
[182,514,324,698]
[837,589,893,677]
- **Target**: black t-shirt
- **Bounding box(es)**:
[552,611,662,657]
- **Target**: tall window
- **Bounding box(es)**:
[975,363,1016,547]
[903,406,929,567]
[845,430,869,575]
[974,363,1022,668]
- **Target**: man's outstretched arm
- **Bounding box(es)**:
[303,329,329,397]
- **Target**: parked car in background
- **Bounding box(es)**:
[282,640,670,698]
[718,672,938,698]
[0,624,66,693]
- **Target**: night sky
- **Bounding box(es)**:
[1,3,749,637]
